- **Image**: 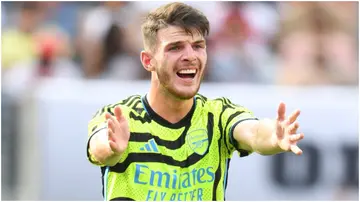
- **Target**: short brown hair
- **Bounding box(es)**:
[141,2,210,52]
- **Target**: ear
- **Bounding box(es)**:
[140,50,155,72]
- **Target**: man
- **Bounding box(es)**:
[87,2,304,201]
[2,2,43,70]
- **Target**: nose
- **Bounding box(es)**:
[181,44,196,62]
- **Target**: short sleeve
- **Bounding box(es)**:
[219,98,258,157]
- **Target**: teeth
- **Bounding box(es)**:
[178,69,196,74]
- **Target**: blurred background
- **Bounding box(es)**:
[1,1,358,201]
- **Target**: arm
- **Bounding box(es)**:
[233,102,304,156]
[87,106,130,167]
[88,127,123,166]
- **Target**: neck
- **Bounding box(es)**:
[147,80,194,124]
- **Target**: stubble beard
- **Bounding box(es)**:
[156,65,203,101]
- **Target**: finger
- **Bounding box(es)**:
[289,133,304,142]
[277,102,286,122]
[107,119,117,133]
[114,106,123,122]
[105,112,119,126]
[107,126,116,141]
[290,145,303,155]
[288,122,299,134]
[108,113,120,128]
[276,122,284,139]
[105,112,112,120]
[288,110,301,124]
[109,140,121,154]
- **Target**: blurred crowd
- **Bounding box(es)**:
[1,1,359,90]
[1,2,358,200]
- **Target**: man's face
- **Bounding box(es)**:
[151,26,207,100]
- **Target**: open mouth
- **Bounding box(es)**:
[176,69,197,79]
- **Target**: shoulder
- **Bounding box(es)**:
[195,94,253,118]
[88,95,142,134]
[195,94,240,109]
[92,95,142,118]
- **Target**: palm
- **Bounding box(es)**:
[275,102,304,155]
[105,106,130,155]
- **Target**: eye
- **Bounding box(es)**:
[169,46,180,51]
[193,44,204,49]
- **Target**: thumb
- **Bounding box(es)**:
[275,119,284,139]
[277,102,286,122]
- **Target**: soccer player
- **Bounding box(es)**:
[87,2,304,201]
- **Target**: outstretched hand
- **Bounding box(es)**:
[274,102,304,155]
[105,106,130,156]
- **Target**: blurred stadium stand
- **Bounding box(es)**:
[1,1,358,201]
